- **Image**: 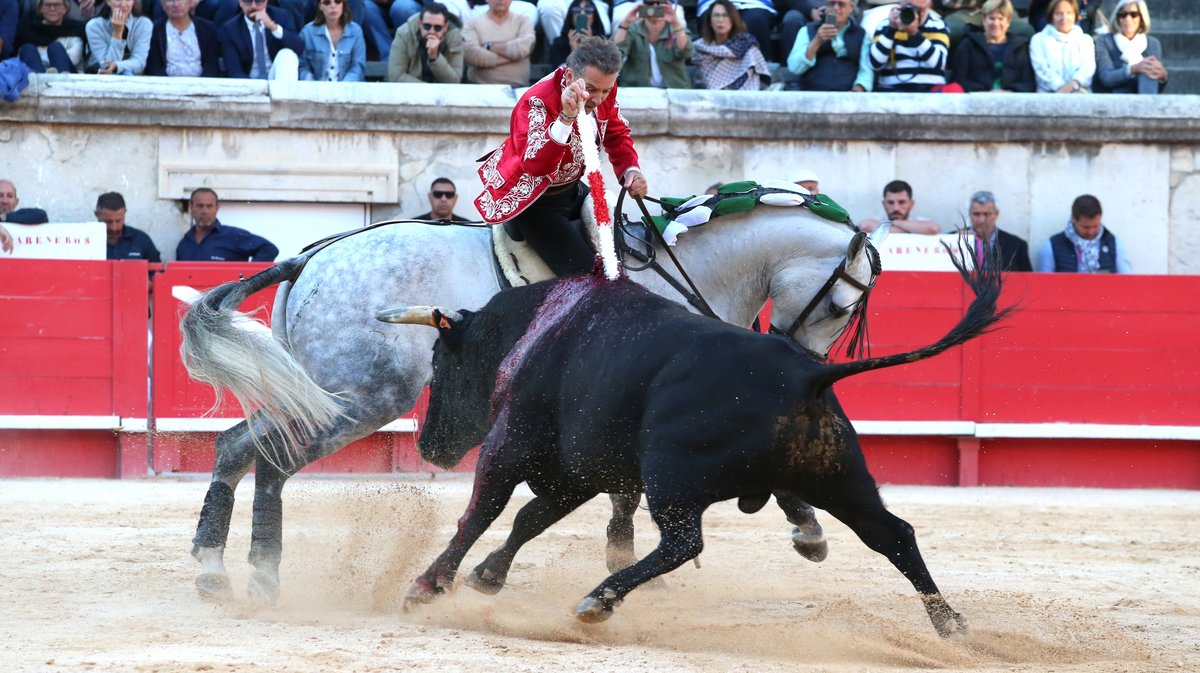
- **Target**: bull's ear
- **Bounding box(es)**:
[432,309,457,331]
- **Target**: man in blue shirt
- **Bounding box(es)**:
[175,188,279,262]
[98,191,162,263]
[0,179,49,225]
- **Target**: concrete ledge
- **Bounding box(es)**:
[8,74,1200,142]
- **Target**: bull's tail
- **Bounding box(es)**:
[812,236,1013,392]
[179,254,345,472]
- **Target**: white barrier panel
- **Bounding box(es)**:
[876,232,975,272]
[2,222,106,260]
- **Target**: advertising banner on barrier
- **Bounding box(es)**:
[1,222,106,260]
[876,232,975,272]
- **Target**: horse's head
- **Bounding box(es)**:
[766,218,881,361]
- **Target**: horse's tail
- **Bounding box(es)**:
[812,237,1014,392]
[179,254,345,472]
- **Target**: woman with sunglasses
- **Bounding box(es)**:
[1094,0,1166,94]
[299,0,366,81]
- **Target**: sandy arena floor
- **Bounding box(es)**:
[1,476,1197,673]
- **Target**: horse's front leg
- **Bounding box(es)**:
[192,420,256,601]
[606,492,640,572]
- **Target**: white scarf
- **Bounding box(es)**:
[1112,32,1147,67]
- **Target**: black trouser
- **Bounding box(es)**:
[509,182,593,277]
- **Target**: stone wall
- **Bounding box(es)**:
[2,75,1198,274]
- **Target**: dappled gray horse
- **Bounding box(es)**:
[180,200,882,604]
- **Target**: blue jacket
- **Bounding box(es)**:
[1046,229,1118,273]
[3,207,48,223]
[298,20,365,82]
[145,15,223,77]
[0,0,18,59]
[176,220,279,262]
[218,7,304,79]
[1093,32,1165,95]
[108,224,162,263]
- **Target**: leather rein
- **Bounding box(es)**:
[614,187,877,343]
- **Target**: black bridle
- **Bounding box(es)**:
[614,188,879,354]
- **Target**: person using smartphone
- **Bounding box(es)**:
[785,0,872,91]
[84,0,152,74]
[613,0,692,88]
[545,0,600,66]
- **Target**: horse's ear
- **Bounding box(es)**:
[432,309,457,331]
[847,231,868,260]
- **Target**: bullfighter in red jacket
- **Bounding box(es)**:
[474,36,649,275]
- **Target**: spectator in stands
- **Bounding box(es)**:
[694,0,776,61]
[388,3,463,82]
[0,179,49,224]
[144,0,222,77]
[0,0,17,60]
[1029,0,1093,93]
[786,0,872,92]
[777,0,824,59]
[85,0,152,74]
[1037,194,1131,273]
[149,0,239,32]
[298,0,365,80]
[794,169,818,194]
[218,0,303,80]
[609,0,679,37]
[693,0,770,91]
[1094,0,1166,95]
[614,0,692,89]
[463,0,534,86]
[949,0,1034,92]
[859,179,940,234]
[539,0,609,50]
[412,177,470,221]
[546,0,605,68]
[867,0,950,92]
[1026,0,1095,34]
[950,0,1036,91]
[96,191,161,262]
[176,188,279,262]
[967,190,1030,271]
[16,0,87,73]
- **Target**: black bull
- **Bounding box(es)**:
[378,255,1007,637]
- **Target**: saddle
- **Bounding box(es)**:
[491,185,607,287]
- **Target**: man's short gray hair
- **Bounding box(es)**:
[969,190,997,210]
[566,37,622,77]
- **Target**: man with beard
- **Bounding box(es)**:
[860,179,940,235]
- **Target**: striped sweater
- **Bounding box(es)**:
[868,13,949,92]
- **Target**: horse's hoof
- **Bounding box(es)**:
[934,609,969,638]
[195,572,233,602]
[464,567,505,596]
[791,525,829,563]
[575,589,620,624]
[246,570,280,607]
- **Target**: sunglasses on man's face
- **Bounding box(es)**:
[422,22,446,31]
[320,0,343,5]
[432,190,456,199]
[239,0,267,6]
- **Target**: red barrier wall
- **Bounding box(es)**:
[0,260,151,477]
[3,261,1198,487]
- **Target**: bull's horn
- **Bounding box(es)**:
[375,306,462,327]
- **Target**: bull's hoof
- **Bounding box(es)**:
[575,589,620,624]
[791,525,829,563]
[933,608,969,638]
[246,570,280,607]
[401,578,447,612]
[195,572,233,602]
[464,567,506,596]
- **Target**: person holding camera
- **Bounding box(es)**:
[613,0,692,89]
[786,0,871,91]
[866,0,950,92]
[387,2,464,83]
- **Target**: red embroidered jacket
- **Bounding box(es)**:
[474,66,641,223]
